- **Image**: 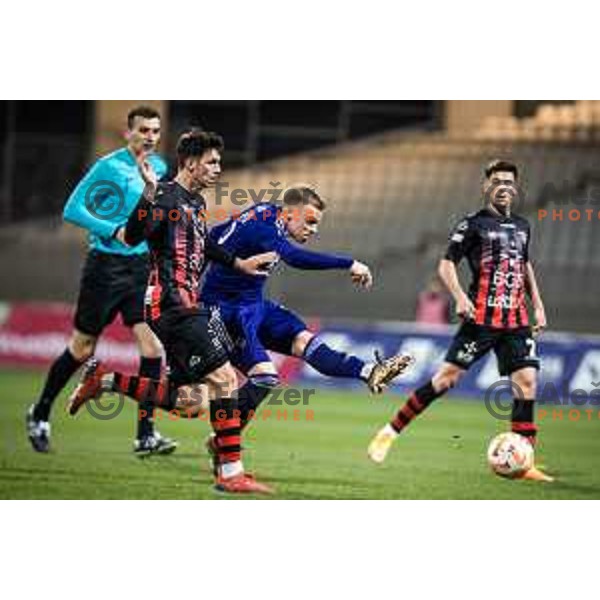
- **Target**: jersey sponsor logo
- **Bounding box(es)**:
[486,293,519,309]
[492,270,524,289]
[189,355,203,368]
[487,230,502,241]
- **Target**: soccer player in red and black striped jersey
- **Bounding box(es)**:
[67,130,276,494]
[368,160,552,482]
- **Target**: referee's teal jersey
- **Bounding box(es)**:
[63,147,167,256]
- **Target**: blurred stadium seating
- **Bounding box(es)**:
[476,101,600,142]
[0,100,598,333]
[212,128,600,332]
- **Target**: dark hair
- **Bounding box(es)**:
[176,130,224,169]
[127,105,161,129]
[283,185,326,210]
[485,159,519,181]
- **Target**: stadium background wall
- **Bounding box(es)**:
[0,100,598,334]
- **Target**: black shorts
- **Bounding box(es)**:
[445,322,540,376]
[150,307,232,386]
[74,251,150,336]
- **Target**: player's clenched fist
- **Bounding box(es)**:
[235,251,278,277]
[532,305,547,337]
[350,260,373,289]
[455,293,475,321]
[135,152,158,202]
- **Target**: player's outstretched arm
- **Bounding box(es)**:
[438,258,474,321]
[525,261,547,335]
[279,240,371,288]
[278,239,353,271]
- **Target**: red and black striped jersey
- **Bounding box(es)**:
[445,208,531,329]
[125,181,234,321]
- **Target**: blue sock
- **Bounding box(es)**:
[303,337,365,380]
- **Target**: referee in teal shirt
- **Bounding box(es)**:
[27,105,177,456]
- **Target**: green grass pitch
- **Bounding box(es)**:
[1,368,599,499]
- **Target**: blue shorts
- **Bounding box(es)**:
[211,300,307,372]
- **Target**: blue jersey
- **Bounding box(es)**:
[202,203,353,304]
[63,147,167,256]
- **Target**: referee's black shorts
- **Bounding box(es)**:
[149,307,233,387]
[74,250,150,337]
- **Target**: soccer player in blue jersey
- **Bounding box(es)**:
[26,105,177,456]
[201,186,414,463]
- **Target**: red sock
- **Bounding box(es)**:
[209,398,241,465]
[111,373,175,409]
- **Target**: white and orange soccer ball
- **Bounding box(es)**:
[487,432,534,478]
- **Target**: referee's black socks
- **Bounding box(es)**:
[137,357,162,439]
[34,348,84,421]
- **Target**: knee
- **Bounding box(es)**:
[249,372,280,389]
[511,367,538,399]
[68,331,96,361]
[140,343,162,360]
[291,331,314,357]
[206,364,238,398]
[433,366,463,392]
[134,327,163,359]
[177,384,209,415]
[514,376,536,399]
[184,401,208,418]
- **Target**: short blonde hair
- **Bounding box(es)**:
[282,184,326,210]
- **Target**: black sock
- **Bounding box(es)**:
[511,398,537,446]
[137,357,162,440]
[34,349,83,421]
[390,380,446,433]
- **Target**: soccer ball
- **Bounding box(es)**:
[487,432,534,478]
